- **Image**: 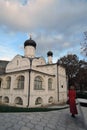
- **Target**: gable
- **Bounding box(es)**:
[32,57,46,67]
[6,55,30,73]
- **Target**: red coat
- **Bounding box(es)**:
[68,89,78,114]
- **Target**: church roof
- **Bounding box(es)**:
[24,37,36,49]
[47,51,53,57]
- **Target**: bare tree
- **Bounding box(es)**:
[81,32,87,57]
[58,54,87,90]
[57,54,79,87]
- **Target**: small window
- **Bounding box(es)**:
[6,77,11,89]
[3,97,9,103]
[61,85,63,88]
[14,97,23,105]
[0,79,2,88]
[34,76,43,90]
[17,60,19,65]
[35,97,43,105]
[16,76,24,89]
[48,97,53,103]
[0,96,2,103]
[48,78,53,90]
[0,78,3,88]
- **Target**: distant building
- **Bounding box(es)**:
[0,60,9,74]
[0,37,67,107]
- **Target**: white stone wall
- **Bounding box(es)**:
[57,66,67,103]
[29,70,57,107]
[0,55,67,107]
[6,55,30,73]
[0,71,29,107]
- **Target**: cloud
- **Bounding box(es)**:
[0,0,87,33]
[0,0,87,60]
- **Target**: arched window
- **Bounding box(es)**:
[48,78,53,90]
[3,96,9,103]
[14,97,23,105]
[35,97,43,105]
[48,96,54,103]
[16,76,24,89]
[34,76,43,90]
[6,76,11,89]
[0,96,2,103]
[0,78,2,88]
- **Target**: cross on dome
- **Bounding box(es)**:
[30,34,32,39]
[24,34,36,49]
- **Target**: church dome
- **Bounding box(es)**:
[47,51,53,57]
[24,37,36,49]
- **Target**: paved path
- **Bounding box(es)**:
[0,105,87,130]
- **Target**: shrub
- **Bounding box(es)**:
[0,104,68,112]
[76,91,87,99]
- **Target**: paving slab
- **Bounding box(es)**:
[0,105,86,130]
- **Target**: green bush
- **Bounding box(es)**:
[76,91,87,99]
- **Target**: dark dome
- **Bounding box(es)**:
[47,51,53,57]
[24,38,36,49]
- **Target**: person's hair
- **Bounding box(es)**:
[70,85,75,90]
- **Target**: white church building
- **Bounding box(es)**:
[0,37,67,107]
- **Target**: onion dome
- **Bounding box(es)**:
[47,51,53,57]
[24,37,36,49]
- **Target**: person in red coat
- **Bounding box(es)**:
[68,85,78,118]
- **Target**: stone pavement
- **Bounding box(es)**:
[0,105,87,130]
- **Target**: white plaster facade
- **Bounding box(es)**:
[0,38,67,107]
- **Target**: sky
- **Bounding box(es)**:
[0,0,87,63]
